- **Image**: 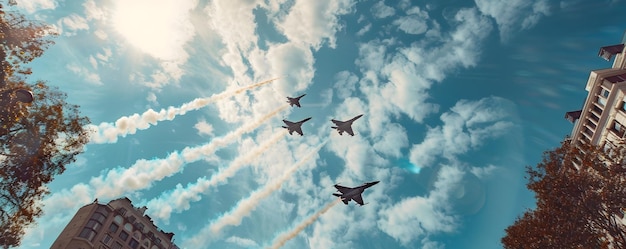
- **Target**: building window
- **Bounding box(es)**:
[601,88,610,98]
[118,208,127,215]
[109,223,119,233]
[112,241,123,249]
[96,206,110,217]
[85,219,102,231]
[613,121,626,137]
[133,231,142,240]
[102,234,113,246]
[78,228,96,241]
[598,96,607,106]
[114,215,123,224]
[129,238,140,249]
[92,212,107,224]
[119,231,129,242]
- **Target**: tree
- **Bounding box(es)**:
[0,5,90,248]
[502,141,626,249]
[0,4,56,87]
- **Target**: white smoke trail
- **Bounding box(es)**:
[92,105,289,198]
[266,199,341,249]
[88,78,279,143]
[208,140,328,233]
[43,105,288,215]
[145,130,289,221]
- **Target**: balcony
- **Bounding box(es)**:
[599,43,625,61]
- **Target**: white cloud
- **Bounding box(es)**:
[274,0,355,49]
[356,23,372,36]
[265,43,315,96]
[371,1,395,19]
[15,0,56,14]
[88,56,97,69]
[57,14,89,36]
[470,164,498,179]
[95,48,112,62]
[194,120,214,137]
[226,236,259,248]
[146,92,158,105]
[83,0,106,21]
[378,165,463,245]
[333,71,359,99]
[67,64,102,85]
[301,7,508,249]
[93,29,108,40]
[410,96,514,169]
[393,7,429,35]
[351,7,493,144]
[474,0,551,41]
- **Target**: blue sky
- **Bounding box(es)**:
[12,0,626,248]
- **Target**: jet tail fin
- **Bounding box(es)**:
[331,126,337,129]
[332,193,341,197]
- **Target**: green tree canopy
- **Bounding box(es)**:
[502,141,626,249]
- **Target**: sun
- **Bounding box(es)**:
[111,0,197,61]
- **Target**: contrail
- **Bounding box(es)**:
[87,78,279,143]
[145,130,289,222]
[91,105,289,199]
[267,199,341,249]
[43,105,288,216]
[208,140,328,233]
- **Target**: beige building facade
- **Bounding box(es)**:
[568,40,626,149]
[51,197,179,249]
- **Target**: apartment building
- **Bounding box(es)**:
[567,37,626,149]
[51,197,179,249]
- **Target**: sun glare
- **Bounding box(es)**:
[112,0,196,61]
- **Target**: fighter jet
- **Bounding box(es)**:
[332,181,379,206]
[287,94,306,108]
[282,117,312,136]
[331,114,363,136]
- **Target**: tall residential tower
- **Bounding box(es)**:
[567,35,626,148]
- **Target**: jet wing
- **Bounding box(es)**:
[294,126,304,136]
[352,194,365,206]
[334,185,353,194]
[341,198,349,205]
[345,126,355,136]
[331,119,345,126]
[295,102,301,108]
[283,120,295,126]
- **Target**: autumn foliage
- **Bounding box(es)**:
[502,141,626,249]
[0,4,90,248]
